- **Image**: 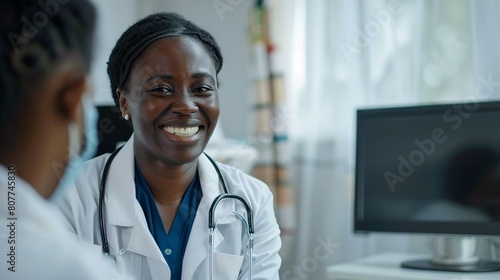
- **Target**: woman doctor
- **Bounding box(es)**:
[56,12,281,279]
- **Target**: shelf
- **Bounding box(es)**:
[327,252,500,280]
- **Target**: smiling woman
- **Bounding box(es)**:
[122,36,220,167]
[55,12,281,280]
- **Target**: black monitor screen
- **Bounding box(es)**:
[354,101,500,236]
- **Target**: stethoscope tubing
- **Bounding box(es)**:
[98,146,123,255]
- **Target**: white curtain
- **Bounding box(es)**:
[283,0,500,279]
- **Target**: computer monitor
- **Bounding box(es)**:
[354,100,500,272]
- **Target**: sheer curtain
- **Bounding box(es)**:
[283,0,500,279]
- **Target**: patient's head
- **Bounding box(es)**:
[0,0,97,198]
[0,0,96,152]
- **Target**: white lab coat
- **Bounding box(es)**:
[0,165,116,280]
[55,136,282,279]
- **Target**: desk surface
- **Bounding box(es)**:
[327,252,500,280]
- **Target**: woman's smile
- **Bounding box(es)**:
[162,126,200,136]
[159,125,203,144]
[158,115,206,145]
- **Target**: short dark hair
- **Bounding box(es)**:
[0,0,96,87]
[0,0,96,148]
[107,12,223,108]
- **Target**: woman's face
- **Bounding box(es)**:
[121,36,220,165]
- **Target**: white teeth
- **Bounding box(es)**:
[163,126,199,136]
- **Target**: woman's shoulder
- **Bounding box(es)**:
[63,153,113,202]
[217,162,266,187]
[80,153,113,178]
[216,162,274,204]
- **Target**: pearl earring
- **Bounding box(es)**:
[124,114,129,120]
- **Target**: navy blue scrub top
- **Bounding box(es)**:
[135,161,203,279]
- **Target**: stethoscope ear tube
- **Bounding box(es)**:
[205,152,255,232]
[208,194,254,234]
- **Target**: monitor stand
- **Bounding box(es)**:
[401,236,500,272]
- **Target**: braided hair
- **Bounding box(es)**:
[0,0,96,151]
[107,12,223,108]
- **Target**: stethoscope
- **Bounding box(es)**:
[98,146,254,279]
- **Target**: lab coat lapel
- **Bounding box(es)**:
[126,200,171,278]
[105,135,167,266]
[106,136,135,228]
[126,200,168,263]
[182,154,235,279]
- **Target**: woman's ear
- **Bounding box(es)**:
[117,89,129,118]
[59,76,88,123]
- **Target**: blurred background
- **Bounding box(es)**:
[89,0,500,279]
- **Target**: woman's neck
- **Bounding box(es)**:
[134,149,197,206]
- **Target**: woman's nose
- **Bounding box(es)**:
[171,91,198,114]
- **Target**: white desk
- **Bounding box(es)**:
[327,252,500,280]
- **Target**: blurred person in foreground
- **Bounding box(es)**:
[0,0,116,279]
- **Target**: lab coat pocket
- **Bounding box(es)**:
[214,252,244,279]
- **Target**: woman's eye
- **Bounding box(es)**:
[151,86,172,94]
[193,86,214,94]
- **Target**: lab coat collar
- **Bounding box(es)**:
[106,135,136,227]
[198,152,238,227]
[105,135,168,265]
[198,153,235,217]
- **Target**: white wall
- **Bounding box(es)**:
[90,0,254,139]
[90,0,137,105]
